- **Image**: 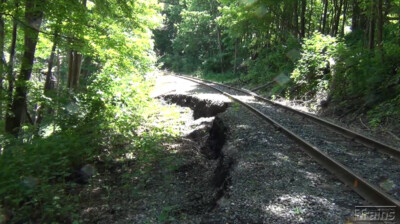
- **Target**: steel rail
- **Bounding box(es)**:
[175,74,400,213]
[183,75,400,160]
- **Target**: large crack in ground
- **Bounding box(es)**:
[78,92,235,223]
[161,94,230,119]
[160,94,234,213]
[78,75,363,223]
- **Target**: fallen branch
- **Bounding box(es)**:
[386,131,400,141]
[359,117,371,131]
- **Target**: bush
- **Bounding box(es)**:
[0,126,98,222]
[290,32,338,98]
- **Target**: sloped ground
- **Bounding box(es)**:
[79,74,366,223]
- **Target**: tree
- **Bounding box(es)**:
[5,1,18,122]
[5,0,45,135]
[322,0,329,34]
[0,0,5,118]
[300,0,307,38]
[377,0,383,48]
[368,0,376,49]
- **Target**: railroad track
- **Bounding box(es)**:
[173,74,400,217]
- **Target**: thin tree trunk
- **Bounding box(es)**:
[5,0,45,136]
[285,3,292,33]
[322,0,329,34]
[300,0,306,38]
[54,51,61,132]
[67,0,86,90]
[308,0,314,36]
[67,50,82,89]
[72,53,82,88]
[0,0,6,118]
[331,0,338,35]
[332,0,343,36]
[294,0,299,37]
[216,26,223,73]
[377,0,383,48]
[352,0,360,30]
[67,50,74,88]
[6,4,18,118]
[341,0,348,35]
[234,38,238,74]
[36,28,59,126]
[44,29,59,94]
[368,0,376,49]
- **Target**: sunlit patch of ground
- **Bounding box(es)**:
[150,71,231,104]
[264,193,341,222]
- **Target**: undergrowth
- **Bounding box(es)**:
[0,73,182,223]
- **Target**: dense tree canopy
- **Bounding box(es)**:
[155,0,400,125]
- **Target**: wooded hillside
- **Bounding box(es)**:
[155,0,400,129]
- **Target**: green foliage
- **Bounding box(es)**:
[0,0,175,222]
[245,36,300,86]
[291,32,338,97]
[368,95,400,128]
[155,0,400,129]
[0,127,97,222]
[155,0,228,73]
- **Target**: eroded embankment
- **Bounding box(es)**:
[161,94,230,119]
[160,94,233,210]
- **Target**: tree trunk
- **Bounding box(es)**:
[44,30,59,95]
[352,0,360,30]
[5,0,44,136]
[234,38,238,74]
[368,0,376,49]
[377,0,383,48]
[0,0,5,118]
[66,0,86,90]
[341,0,348,35]
[322,0,329,34]
[6,4,18,118]
[54,51,61,132]
[36,28,59,126]
[300,0,306,38]
[73,53,82,87]
[308,0,314,36]
[67,50,74,88]
[67,50,82,89]
[330,0,338,35]
[294,0,299,37]
[216,26,223,73]
[332,0,343,36]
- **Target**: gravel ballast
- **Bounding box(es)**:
[202,79,400,202]
[163,75,366,223]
